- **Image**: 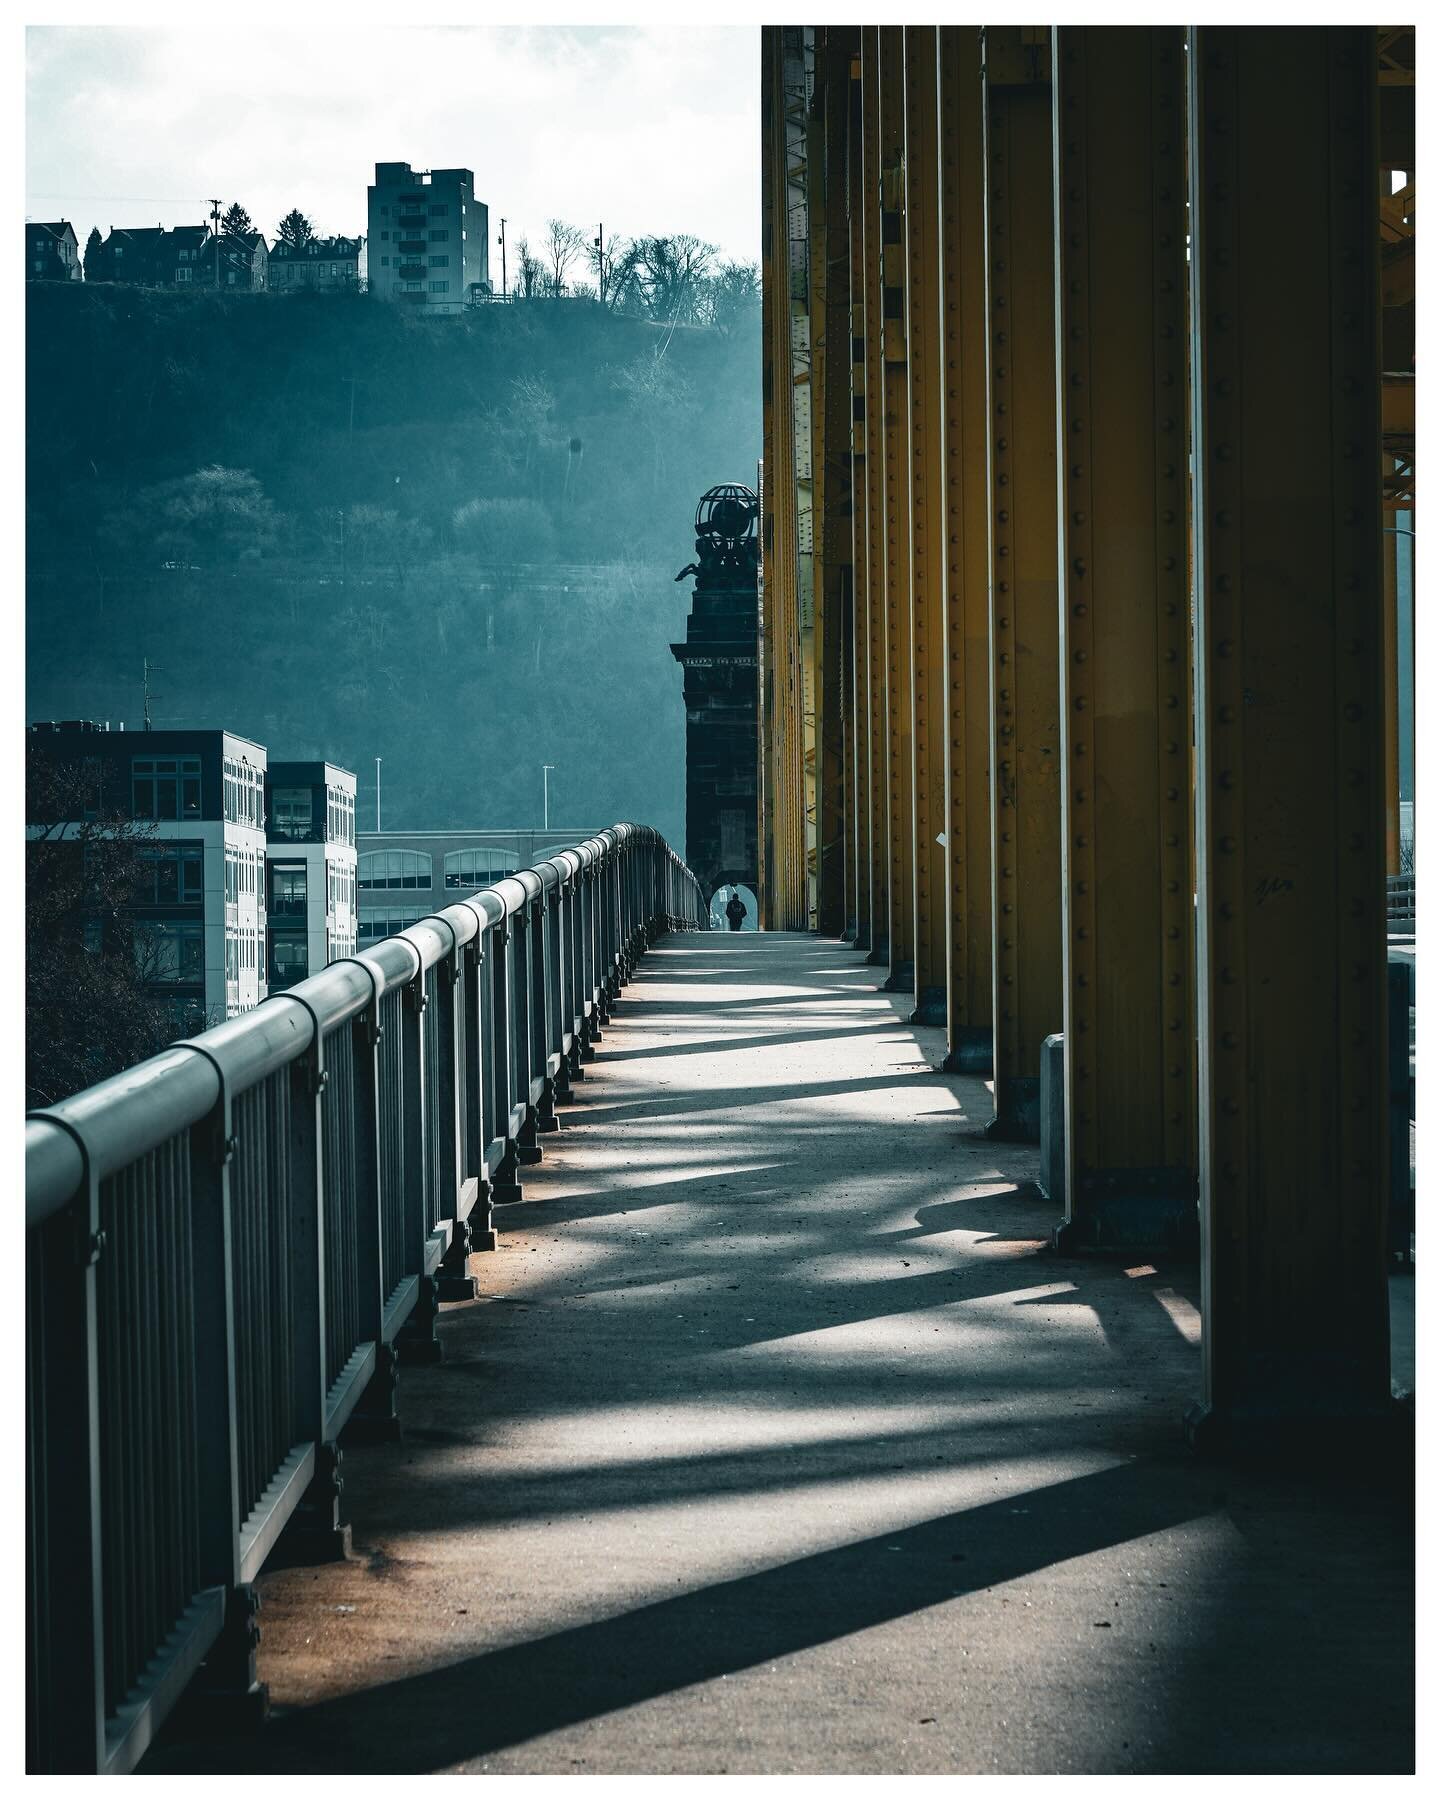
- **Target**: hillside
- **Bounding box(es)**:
[25,282,762,844]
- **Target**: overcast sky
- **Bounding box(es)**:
[26,24,761,271]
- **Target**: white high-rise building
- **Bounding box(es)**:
[366,162,490,313]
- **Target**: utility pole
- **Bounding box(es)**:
[594,222,605,305]
[375,757,382,833]
[498,218,507,298]
[208,198,223,287]
[542,764,555,831]
[142,658,164,731]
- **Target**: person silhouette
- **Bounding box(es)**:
[725,889,747,932]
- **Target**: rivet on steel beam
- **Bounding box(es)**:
[1073,603,1088,618]
[1077,880,1089,895]
[1075,696,1087,711]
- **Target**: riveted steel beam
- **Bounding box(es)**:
[983,27,1062,1141]
[1050,26,1196,1253]
[1186,26,1393,1451]
[859,28,890,964]
[878,24,915,996]
[846,49,872,949]
[903,25,947,1026]
[814,28,855,938]
[937,25,995,1077]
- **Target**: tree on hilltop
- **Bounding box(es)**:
[82,226,103,280]
[221,202,254,242]
[276,208,316,249]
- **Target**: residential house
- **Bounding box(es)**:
[25,220,80,281]
[269,235,363,292]
[85,223,216,288]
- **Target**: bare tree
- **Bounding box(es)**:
[629,234,717,324]
[26,748,176,1108]
[588,230,636,310]
[543,219,587,297]
[514,235,545,299]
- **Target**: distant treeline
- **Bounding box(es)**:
[26,281,762,842]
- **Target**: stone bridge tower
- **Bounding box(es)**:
[670,485,760,921]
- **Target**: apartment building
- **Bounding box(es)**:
[27,722,268,1027]
[365,162,489,313]
[264,761,358,990]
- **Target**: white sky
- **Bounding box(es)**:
[25,24,761,270]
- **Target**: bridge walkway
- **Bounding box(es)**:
[145,931,1413,1775]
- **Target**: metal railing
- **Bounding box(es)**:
[25,824,703,1773]
[1386,873,1415,933]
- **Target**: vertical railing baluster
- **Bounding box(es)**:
[491,917,522,1202]
[32,1174,106,1771]
[186,1077,266,1719]
[346,976,399,1440]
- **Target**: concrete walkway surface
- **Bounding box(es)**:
[145,931,1415,1776]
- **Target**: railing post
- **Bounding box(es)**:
[187,1078,267,1724]
[277,1013,352,1565]
[397,965,441,1364]
[490,918,524,1204]
[458,926,497,1258]
[508,907,539,1167]
[343,986,399,1443]
[28,1175,107,1772]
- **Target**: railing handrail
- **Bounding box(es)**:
[26,819,703,1773]
[25,824,698,1228]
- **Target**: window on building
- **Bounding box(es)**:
[381,255,389,267]
[133,755,202,821]
[269,938,309,988]
[429,229,449,242]
[443,847,510,889]
[429,280,449,293]
[357,903,428,944]
[176,266,192,283]
[358,849,432,890]
[429,203,448,215]
[381,230,389,240]
[429,255,449,268]
[139,843,204,905]
[271,786,314,840]
[270,864,306,918]
[134,920,205,985]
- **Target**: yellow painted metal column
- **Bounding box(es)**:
[759,32,780,928]
[1050,26,1196,1252]
[903,25,947,1025]
[759,26,804,931]
[846,49,873,949]
[937,26,995,1076]
[877,25,914,995]
[790,30,817,930]
[859,29,890,964]
[983,28,1062,1138]
[814,28,853,939]
[1187,27,1393,1448]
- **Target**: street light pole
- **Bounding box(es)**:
[498,218,507,298]
[542,764,555,832]
[375,756,382,833]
